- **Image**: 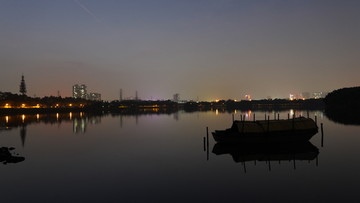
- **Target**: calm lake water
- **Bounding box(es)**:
[1,110,360,202]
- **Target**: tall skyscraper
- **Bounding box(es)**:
[72,84,87,99]
[19,74,27,96]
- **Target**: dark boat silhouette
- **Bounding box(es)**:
[212,141,319,163]
[212,117,318,143]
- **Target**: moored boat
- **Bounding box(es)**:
[212,117,318,143]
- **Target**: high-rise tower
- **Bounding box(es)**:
[19,74,27,96]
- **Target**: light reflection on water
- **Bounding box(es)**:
[0,110,360,202]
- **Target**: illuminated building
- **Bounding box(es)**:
[245,94,251,101]
[173,93,180,103]
[72,84,87,99]
[88,93,101,101]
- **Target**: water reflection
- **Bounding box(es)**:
[213,142,319,172]
[325,107,360,125]
[0,147,25,164]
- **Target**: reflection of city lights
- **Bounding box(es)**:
[246,110,252,119]
[36,114,40,121]
[56,113,59,120]
[69,112,72,120]
[215,109,219,115]
[22,114,25,122]
[234,109,237,114]
[80,112,83,117]
[5,116,9,123]
[290,109,295,117]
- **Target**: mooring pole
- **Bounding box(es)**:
[277,113,280,120]
[203,137,206,151]
[253,113,256,122]
[243,162,247,174]
[321,123,324,147]
[293,158,296,170]
[206,127,209,160]
[288,113,290,120]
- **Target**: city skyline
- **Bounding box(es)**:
[1,1,359,101]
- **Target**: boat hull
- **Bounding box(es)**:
[212,117,318,143]
[212,128,318,144]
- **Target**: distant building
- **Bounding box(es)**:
[312,92,328,99]
[173,93,180,103]
[19,74,27,96]
[302,92,311,99]
[245,94,251,101]
[73,84,87,99]
[88,93,101,101]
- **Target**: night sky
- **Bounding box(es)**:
[1,0,359,101]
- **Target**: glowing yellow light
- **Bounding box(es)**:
[56,113,59,120]
[215,99,220,102]
[56,104,59,107]
[22,114,26,122]
[216,109,219,115]
[69,104,72,107]
[80,112,83,117]
[36,114,40,120]
[69,112,72,120]
[21,104,26,108]
[5,116,9,123]
[4,103,10,108]
[234,109,237,114]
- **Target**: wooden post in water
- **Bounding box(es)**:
[243,161,247,174]
[243,115,245,121]
[292,114,295,131]
[240,114,242,121]
[293,158,296,170]
[321,123,324,147]
[267,115,270,132]
[253,113,256,122]
[203,137,206,151]
[206,127,209,160]
[277,113,280,120]
[268,160,271,171]
[288,113,290,120]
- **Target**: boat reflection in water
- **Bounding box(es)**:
[213,141,319,163]
[212,141,319,172]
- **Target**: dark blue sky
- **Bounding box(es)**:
[1,0,359,100]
